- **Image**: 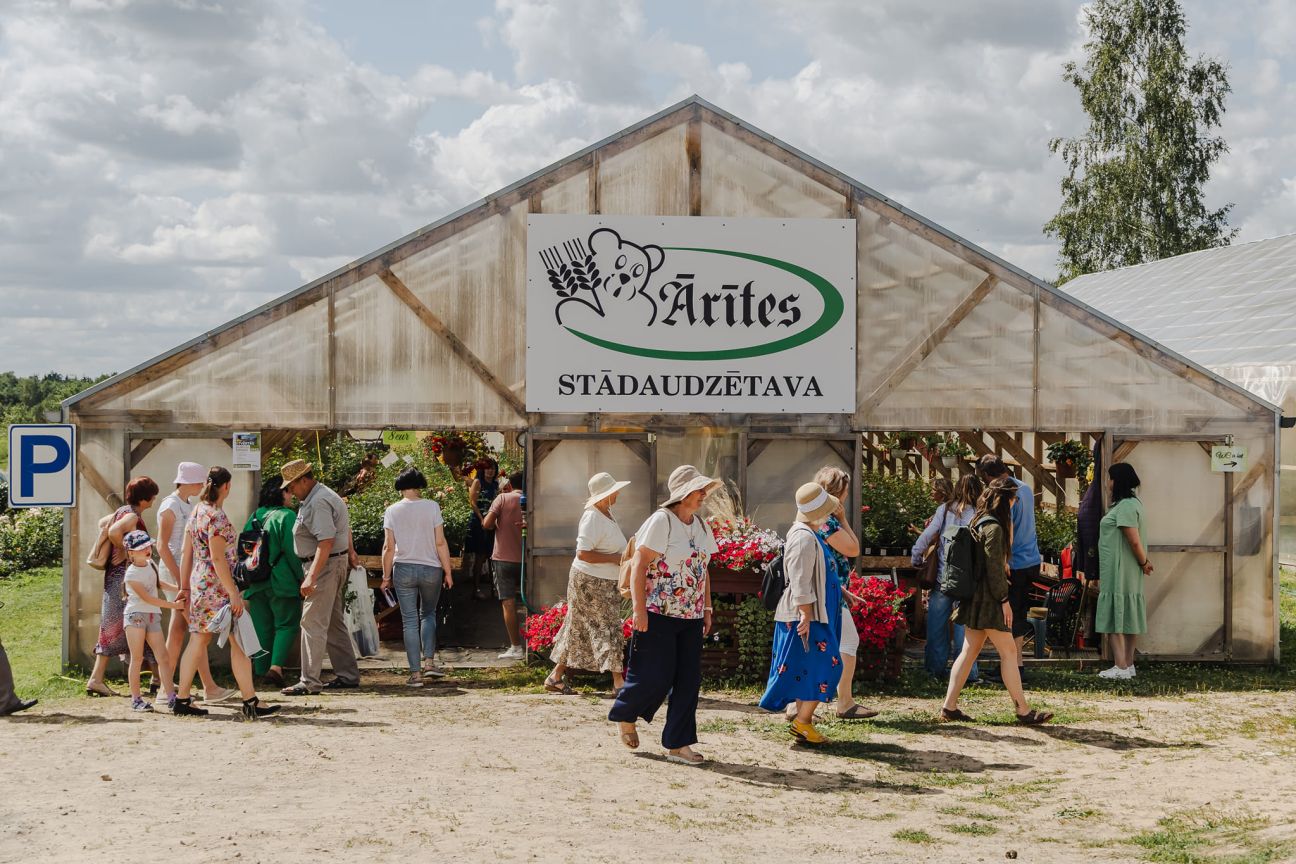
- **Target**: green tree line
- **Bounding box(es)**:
[0,372,112,464]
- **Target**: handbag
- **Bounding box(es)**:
[86,512,119,571]
[616,509,671,600]
[917,507,949,590]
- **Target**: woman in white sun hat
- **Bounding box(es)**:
[545,472,633,695]
[608,465,721,765]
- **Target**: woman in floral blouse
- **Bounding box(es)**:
[172,467,279,721]
[608,465,721,765]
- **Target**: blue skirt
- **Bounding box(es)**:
[758,575,843,710]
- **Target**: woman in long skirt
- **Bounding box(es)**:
[547,473,632,693]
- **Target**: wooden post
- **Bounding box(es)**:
[589,151,600,215]
[1223,470,1234,657]
[686,108,702,217]
[851,434,863,542]
[736,430,748,514]
[327,284,337,429]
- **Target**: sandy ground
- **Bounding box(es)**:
[2,670,1295,864]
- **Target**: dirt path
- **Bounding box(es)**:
[1,673,1294,863]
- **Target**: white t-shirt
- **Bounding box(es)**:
[382,498,445,567]
[123,562,163,618]
[157,493,193,562]
[572,507,628,580]
[635,509,719,619]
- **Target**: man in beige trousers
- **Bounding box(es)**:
[278,460,361,695]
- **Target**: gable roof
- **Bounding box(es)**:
[64,95,1277,416]
[1065,233,1296,370]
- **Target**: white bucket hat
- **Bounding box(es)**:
[795,482,839,524]
[585,472,632,508]
[174,462,206,485]
[661,465,722,507]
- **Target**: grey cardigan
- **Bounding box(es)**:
[773,522,832,624]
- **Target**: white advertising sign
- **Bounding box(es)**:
[525,215,856,413]
[232,432,262,471]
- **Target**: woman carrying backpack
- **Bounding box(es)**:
[940,476,1052,725]
[912,475,983,681]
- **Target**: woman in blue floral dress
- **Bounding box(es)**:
[759,482,845,744]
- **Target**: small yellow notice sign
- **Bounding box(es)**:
[382,430,416,447]
[1211,445,1247,473]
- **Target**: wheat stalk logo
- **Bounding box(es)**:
[540,238,604,324]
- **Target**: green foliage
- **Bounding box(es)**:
[1036,507,1078,559]
[0,567,86,699]
[1046,0,1235,283]
[262,432,371,494]
[935,434,971,458]
[859,469,939,548]
[733,595,775,680]
[0,508,63,578]
[335,451,474,556]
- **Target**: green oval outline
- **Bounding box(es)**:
[563,247,844,360]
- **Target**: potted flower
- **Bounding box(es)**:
[1046,439,1092,480]
[707,516,782,594]
[917,433,944,462]
[847,573,909,681]
[936,434,972,469]
[522,601,568,656]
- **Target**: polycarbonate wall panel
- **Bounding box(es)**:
[1122,442,1224,547]
[1141,552,1225,656]
[98,301,330,428]
[746,440,849,535]
[1036,301,1249,434]
[333,274,521,429]
[531,439,652,548]
[540,171,590,215]
[701,123,845,218]
[130,438,256,539]
[868,279,1034,429]
[855,206,992,403]
[70,426,124,665]
[598,124,690,216]
[530,556,574,609]
[1230,429,1277,659]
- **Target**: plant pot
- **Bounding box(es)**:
[1055,458,1076,479]
[941,455,957,468]
[708,565,762,595]
[889,447,906,459]
[897,436,916,450]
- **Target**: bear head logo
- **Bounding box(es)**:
[588,228,664,302]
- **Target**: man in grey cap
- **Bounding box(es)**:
[278,459,361,694]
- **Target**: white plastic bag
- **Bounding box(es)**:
[343,566,380,658]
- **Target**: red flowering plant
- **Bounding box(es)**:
[522,602,568,653]
[707,516,783,573]
[847,573,908,652]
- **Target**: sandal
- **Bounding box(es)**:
[1016,709,1054,726]
[85,681,117,698]
[544,676,575,695]
[835,704,879,720]
[280,683,316,696]
[940,707,975,723]
[665,748,705,765]
[618,723,639,750]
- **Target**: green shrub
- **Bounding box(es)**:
[346,449,474,556]
[1036,507,1078,558]
[859,469,939,548]
[0,508,63,578]
[263,432,371,493]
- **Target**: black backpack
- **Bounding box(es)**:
[233,518,275,588]
[759,552,787,611]
[938,517,987,601]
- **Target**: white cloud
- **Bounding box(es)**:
[0,0,1291,376]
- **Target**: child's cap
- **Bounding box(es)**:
[124,530,153,551]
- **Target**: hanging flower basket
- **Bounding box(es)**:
[1055,457,1077,479]
[941,455,958,469]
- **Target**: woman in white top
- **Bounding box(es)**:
[156,462,231,703]
[546,473,632,694]
[381,468,454,687]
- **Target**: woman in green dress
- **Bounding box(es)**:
[243,477,305,686]
[1096,463,1152,680]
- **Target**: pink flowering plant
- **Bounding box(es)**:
[707,516,783,572]
[847,573,909,652]
[522,602,568,653]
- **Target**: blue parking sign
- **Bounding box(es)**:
[7,424,76,508]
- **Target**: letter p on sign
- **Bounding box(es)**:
[7,424,76,508]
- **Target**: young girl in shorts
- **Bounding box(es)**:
[122,530,184,712]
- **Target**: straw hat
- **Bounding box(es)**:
[795,482,839,524]
[661,464,722,507]
[173,461,206,485]
[585,472,632,508]
[280,459,313,486]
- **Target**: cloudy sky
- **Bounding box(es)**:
[2,0,1293,377]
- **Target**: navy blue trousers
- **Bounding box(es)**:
[607,612,704,750]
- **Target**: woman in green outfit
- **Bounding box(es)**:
[243,478,305,686]
[1096,463,1152,680]
[941,477,1052,726]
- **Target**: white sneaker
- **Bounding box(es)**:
[497,645,525,660]
[422,666,446,679]
[1121,665,1137,679]
[1097,666,1125,679]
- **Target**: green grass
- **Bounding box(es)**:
[892,828,939,844]
[1129,808,1291,863]
[0,566,84,700]
[945,822,997,836]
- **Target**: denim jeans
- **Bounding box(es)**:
[393,563,443,673]
[926,588,978,680]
